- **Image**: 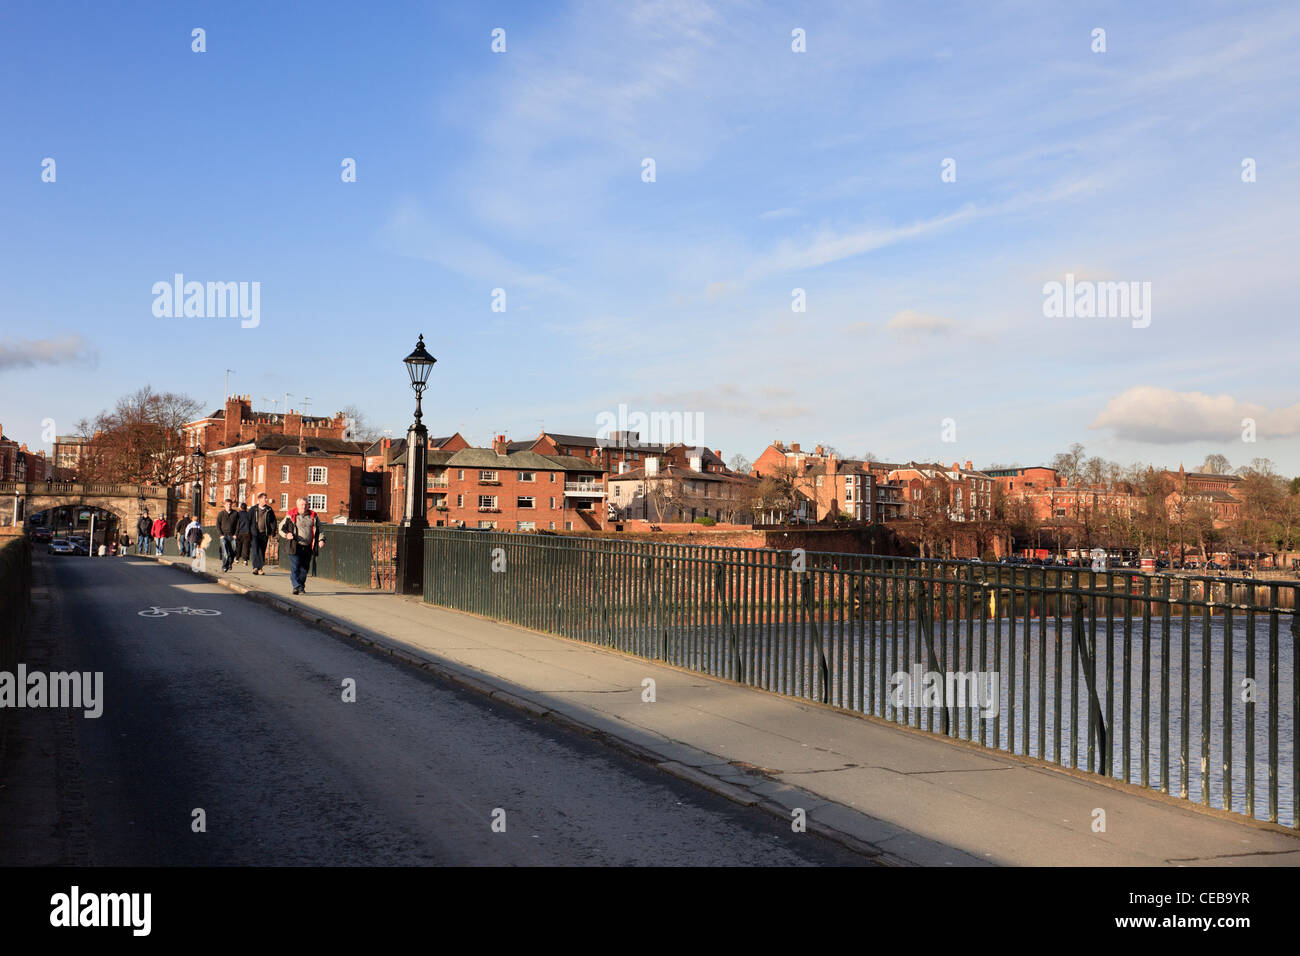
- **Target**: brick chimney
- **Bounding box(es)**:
[827,455,839,476]
[284,410,302,435]
[492,434,509,456]
[965,460,973,471]
[223,395,249,445]
[790,443,800,453]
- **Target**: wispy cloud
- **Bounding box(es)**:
[0,335,95,372]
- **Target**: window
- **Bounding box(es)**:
[224,460,232,480]
[307,494,327,512]
[308,466,327,484]
[518,471,535,482]
[239,459,247,478]
[549,496,556,509]
[549,521,555,530]
[816,475,823,486]
[238,482,246,503]
[478,495,498,510]
[479,470,498,482]
[456,495,463,508]
[222,485,230,503]
[208,486,216,504]
[281,465,290,483]
[478,520,496,529]
[365,499,377,511]
[565,521,573,530]
[845,486,853,501]
[516,521,535,531]
[457,470,464,480]
[549,472,555,482]
[913,489,921,500]
[280,494,288,511]
[517,496,534,509]
[210,462,218,482]
[256,464,264,484]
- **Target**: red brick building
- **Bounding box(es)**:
[194,434,365,525]
[390,436,608,530]
[0,425,54,482]
[183,395,352,455]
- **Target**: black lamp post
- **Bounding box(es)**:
[191,447,205,524]
[399,334,436,593]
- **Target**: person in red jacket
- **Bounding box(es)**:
[279,497,322,595]
[150,516,168,555]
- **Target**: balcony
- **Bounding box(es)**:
[564,482,605,496]
[428,478,450,488]
[477,506,500,513]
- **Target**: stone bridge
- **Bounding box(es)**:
[0,481,173,536]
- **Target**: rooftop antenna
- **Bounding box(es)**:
[263,396,279,416]
[225,369,235,401]
[300,397,312,434]
[284,393,293,417]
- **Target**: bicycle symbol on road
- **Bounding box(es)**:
[137,606,222,618]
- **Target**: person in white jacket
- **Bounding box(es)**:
[186,517,207,573]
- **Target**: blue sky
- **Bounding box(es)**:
[2,0,1298,474]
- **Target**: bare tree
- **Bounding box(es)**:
[80,388,202,486]
[1051,443,1086,486]
[339,404,382,444]
[727,453,752,475]
[1200,453,1231,475]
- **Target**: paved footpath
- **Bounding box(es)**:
[151,553,1300,866]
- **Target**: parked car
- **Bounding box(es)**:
[1206,561,1223,571]
[48,540,76,555]
[31,527,52,543]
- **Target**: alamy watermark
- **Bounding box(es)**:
[1042,273,1150,328]
[152,274,260,328]
[889,666,1000,719]
[0,665,103,718]
[595,403,705,449]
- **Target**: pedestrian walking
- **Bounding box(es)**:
[216,498,238,571]
[136,513,152,554]
[175,515,188,556]
[151,516,168,555]
[249,492,276,575]
[186,516,206,573]
[279,496,322,595]
[235,501,252,565]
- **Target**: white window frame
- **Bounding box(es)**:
[239,458,247,478]
[478,495,497,510]
[281,465,290,483]
[479,470,497,482]
[256,464,264,484]
[516,521,535,531]
[518,471,535,482]
[307,494,326,512]
[308,466,328,484]
[280,493,289,511]
[517,496,534,509]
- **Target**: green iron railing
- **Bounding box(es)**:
[196,523,397,591]
[422,529,1298,827]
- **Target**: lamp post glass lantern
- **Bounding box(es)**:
[403,334,437,425]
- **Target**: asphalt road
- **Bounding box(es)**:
[0,553,870,866]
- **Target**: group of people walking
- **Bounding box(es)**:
[128,494,323,595]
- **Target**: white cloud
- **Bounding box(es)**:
[0,335,95,371]
[1090,387,1300,443]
